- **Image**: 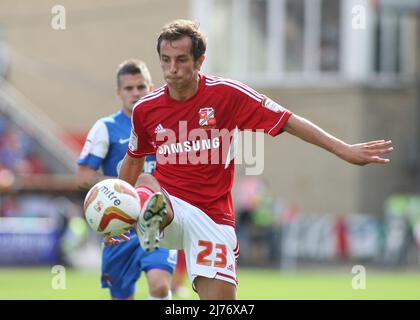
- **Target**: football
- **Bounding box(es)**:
[83,178,141,236]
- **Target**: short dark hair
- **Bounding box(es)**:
[116,59,152,88]
[157,19,207,61]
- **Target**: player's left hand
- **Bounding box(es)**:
[339,140,393,166]
[104,233,130,247]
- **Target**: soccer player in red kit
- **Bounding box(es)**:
[119,19,393,300]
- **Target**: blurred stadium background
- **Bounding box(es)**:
[0,0,419,299]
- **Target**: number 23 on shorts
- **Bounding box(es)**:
[196,240,227,268]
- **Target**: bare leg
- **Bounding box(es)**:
[146,269,172,299]
[194,276,236,300]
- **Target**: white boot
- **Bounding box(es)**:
[135,192,167,252]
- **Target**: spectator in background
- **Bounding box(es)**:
[0,113,48,175]
[235,176,264,263]
[235,176,279,265]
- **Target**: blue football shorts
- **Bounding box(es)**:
[101,231,177,299]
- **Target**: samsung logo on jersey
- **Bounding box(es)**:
[157,137,220,156]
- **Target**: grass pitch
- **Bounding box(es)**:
[0,267,419,300]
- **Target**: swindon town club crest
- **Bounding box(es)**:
[198,107,217,129]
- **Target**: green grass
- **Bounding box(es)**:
[0,267,419,300]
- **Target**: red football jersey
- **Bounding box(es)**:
[128,74,292,227]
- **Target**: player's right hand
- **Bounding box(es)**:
[103,233,130,247]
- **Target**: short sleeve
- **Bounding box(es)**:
[127,106,155,158]
[232,84,293,137]
[77,120,109,169]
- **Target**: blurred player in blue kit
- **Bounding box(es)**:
[77,59,177,300]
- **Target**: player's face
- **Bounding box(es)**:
[117,73,151,114]
[159,36,204,91]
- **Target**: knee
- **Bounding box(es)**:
[149,279,170,298]
[135,173,161,191]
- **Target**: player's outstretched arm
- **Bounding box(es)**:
[77,165,123,190]
[118,154,145,186]
[283,114,393,166]
[77,165,104,190]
